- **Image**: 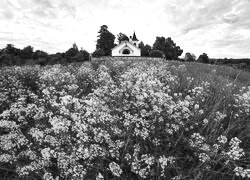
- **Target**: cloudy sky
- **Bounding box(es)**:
[0,0,250,58]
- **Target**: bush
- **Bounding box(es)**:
[198,53,209,63]
[184,52,196,62]
[149,50,164,58]
[70,50,90,62]
[79,50,90,61]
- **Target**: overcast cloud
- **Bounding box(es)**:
[0,0,250,58]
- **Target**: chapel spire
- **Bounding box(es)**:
[132,31,139,41]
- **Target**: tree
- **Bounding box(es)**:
[149,50,164,58]
[0,47,22,66]
[49,53,64,64]
[96,25,115,56]
[184,52,196,62]
[153,37,183,60]
[138,41,152,57]
[0,53,17,66]
[72,49,89,62]
[92,49,105,57]
[5,44,16,54]
[65,43,79,60]
[4,44,21,56]
[33,50,48,59]
[198,53,209,63]
[79,49,90,61]
[117,33,129,44]
[20,45,34,59]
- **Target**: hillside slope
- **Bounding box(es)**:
[0,59,249,179]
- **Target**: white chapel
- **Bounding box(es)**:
[111,32,141,56]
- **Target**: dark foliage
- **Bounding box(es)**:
[20,46,34,59]
[153,37,183,60]
[184,52,196,62]
[0,43,89,66]
[96,25,115,56]
[65,43,79,60]
[117,32,129,44]
[198,53,209,63]
[149,50,164,58]
[138,41,152,57]
[92,49,105,57]
[33,50,48,60]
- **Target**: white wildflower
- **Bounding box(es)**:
[109,162,122,177]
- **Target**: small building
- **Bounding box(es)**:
[111,32,141,56]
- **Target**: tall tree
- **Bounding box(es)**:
[138,41,151,57]
[117,33,129,44]
[153,37,183,60]
[96,25,115,56]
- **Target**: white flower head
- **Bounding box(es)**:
[194,104,199,110]
[96,172,104,180]
[109,162,122,177]
[203,118,209,125]
[217,135,227,144]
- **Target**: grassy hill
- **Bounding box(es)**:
[91,58,250,85]
[0,59,249,179]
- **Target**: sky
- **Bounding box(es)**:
[0,0,250,58]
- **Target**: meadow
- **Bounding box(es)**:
[0,59,250,180]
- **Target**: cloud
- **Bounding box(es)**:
[0,0,250,58]
[223,13,239,24]
[0,1,16,20]
[0,9,14,19]
[164,0,235,33]
[59,2,76,18]
[158,0,250,58]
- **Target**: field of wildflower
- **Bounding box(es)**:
[0,59,250,180]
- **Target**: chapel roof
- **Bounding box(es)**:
[111,40,141,51]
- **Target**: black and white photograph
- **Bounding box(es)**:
[0,0,250,179]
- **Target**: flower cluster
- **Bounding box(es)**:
[109,162,123,177]
[234,166,250,178]
[226,137,245,160]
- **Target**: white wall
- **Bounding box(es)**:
[112,42,141,56]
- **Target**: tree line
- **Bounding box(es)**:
[1,25,249,68]
[0,43,90,66]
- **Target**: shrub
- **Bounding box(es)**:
[184,52,196,62]
[149,50,164,58]
[198,53,209,63]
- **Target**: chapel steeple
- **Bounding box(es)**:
[132,32,139,41]
[130,31,139,46]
